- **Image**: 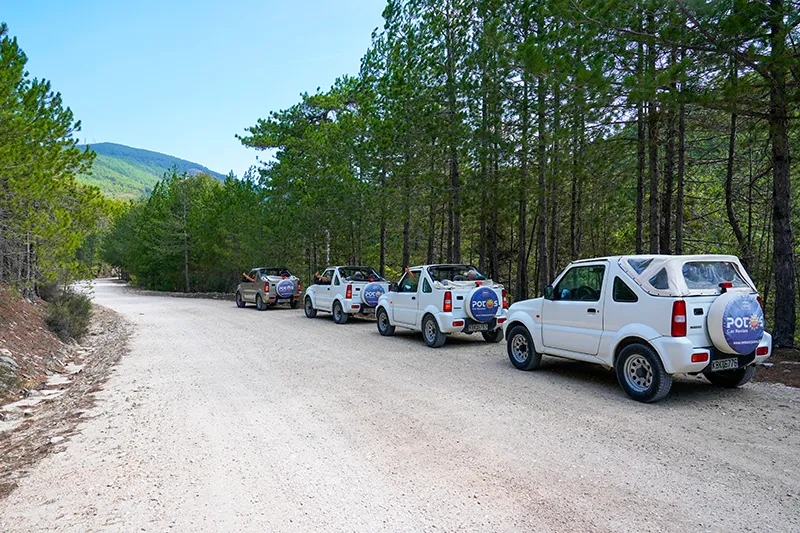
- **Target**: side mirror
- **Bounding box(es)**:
[390,282,398,292]
[544,285,554,300]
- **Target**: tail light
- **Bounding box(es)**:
[264,282,269,293]
[502,289,508,309]
[443,291,452,312]
[671,300,687,337]
[346,284,352,299]
[757,296,764,312]
[756,346,769,356]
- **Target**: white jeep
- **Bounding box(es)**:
[303,266,390,324]
[503,255,772,402]
[375,264,507,348]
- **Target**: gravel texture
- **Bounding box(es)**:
[1,278,798,532]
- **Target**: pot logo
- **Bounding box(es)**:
[363,283,384,307]
[276,279,295,298]
[722,294,764,355]
[469,288,499,322]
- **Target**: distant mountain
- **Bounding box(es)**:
[77,142,227,199]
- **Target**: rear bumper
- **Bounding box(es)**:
[342,298,375,314]
[652,332,772,374]
[438,314,507,334]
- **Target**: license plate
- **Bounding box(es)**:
[276,298,289,304]
[467,323,489,332]
[711,358,739,372]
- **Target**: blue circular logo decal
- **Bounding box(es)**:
[276,279,295,298]
[469,288,499,323]
[363,283,384,307]
[722,294,764,355]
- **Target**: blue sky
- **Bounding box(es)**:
[3,0,386,176]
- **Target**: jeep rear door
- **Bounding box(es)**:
[542,262,607,355]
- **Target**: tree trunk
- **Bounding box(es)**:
[724,57,750,270]
[675,78,686,254]
[536,75,548,293]
[647,100,660,254]
[516,77,529,300]
[768,0,796,347]
[660,105,675,255]
[635,28,645,254]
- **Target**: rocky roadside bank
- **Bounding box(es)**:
[0,305,131,499]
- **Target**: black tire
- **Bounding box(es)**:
[482,328,503,343]
[422,314,446,348]
[304,297,317,318]
[704,365,756,388]
[615,343,672,403]
[290,298,300,309]
[376,307,395,336]
[506,325,541,370]
[255,294,266,311]
[332,301,349,324]
[235,291,246,308]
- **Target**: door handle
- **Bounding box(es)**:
[411,296,416,300]
[587,308,597,314]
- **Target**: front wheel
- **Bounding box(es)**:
[235,292,246,308]
[615,343,672,403]
[255,294,267,311]
[332,301,349,324]
[376,307,395,336]
[304,297,317,318]
[422,315,446,348]
[704,366,755,388]
[506,326,541,370]
[482,328,503,343]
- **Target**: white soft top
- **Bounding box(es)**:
[616,254,756,297]
[434,279,501,290]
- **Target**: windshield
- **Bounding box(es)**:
[427,265,486,282]
[339,267,383,282]
[261,268,292,277]
[682,261,749,290]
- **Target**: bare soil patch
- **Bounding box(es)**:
[756,347,800,388]
[0,305,131,499]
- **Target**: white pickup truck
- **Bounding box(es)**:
[503,255,772,402]
[375,264,507,348]
[303,266,390,324]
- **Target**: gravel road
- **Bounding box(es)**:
[1,279,798,532]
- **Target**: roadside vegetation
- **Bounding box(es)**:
[0,23,110,339]
[101,1,800,347]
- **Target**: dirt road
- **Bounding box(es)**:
[1,279,798,532]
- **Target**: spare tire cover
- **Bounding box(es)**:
[466,287,500,323]
[362,283,385,306]
[276,279,295,298]
[707,291,764,355]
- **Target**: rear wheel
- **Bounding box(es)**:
[615,343,672,403]
[506,326,541,370]
[304,297,317,318]
[704,366,755,388]
[255,294,266,311]
[376,307,395,336]
[482,328,503,343]
[332,301,349,324]
[290,298,300,309]
[422,315,446,348]
[235,292,246,308]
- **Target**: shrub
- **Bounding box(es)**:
[45,290,92,341]
[37,281,61,302]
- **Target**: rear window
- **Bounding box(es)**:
[628,258,653,274]
[682,261,749,290]
[649,268,669,290]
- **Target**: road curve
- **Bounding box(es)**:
[1,279,798,532]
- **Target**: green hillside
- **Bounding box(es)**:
[77,142,226,199]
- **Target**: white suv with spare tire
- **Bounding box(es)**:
[303,266,390,324]
[503,255,771,402]
[375,264,507,347]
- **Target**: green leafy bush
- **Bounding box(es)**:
[45,291,92,341]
